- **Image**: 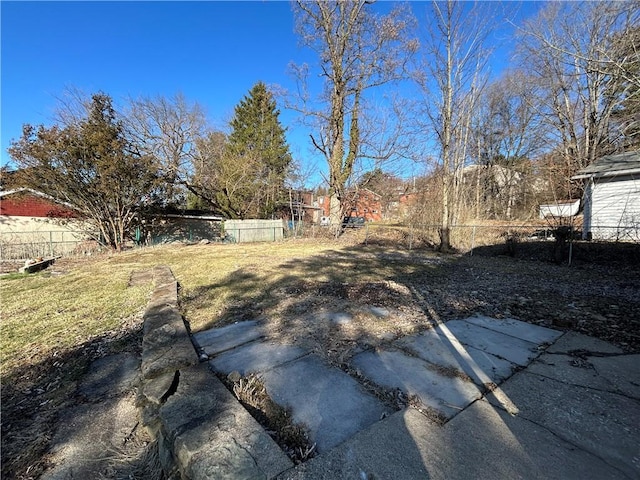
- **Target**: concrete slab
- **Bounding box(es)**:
[529,352,640,400]
[193,320,263,356]
[260,354,391,453]
[278,399,630,480]
[591,354,640,400]
[160,364,292,479]
[487,370,640,479]
[464,315,562,344]
[19,256,57,273]
[440,320,539,366]
[397,328,517,386]
[209,341,310,376]
[546,331,624,354]
[142,305,198,379]
[351,348,482,418]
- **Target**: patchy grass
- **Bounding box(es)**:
[228,373,316,463]
[0,240,337,377]
[0,239,354,478]
[4,235,637,478]
[1,260,152,378]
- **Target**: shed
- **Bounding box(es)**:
[572,151,640,241]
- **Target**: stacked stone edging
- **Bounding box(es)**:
[139,265,292,479]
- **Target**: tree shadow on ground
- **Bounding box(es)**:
[0,321,157,480]
[188,240,639,369]
[184,240,639,477]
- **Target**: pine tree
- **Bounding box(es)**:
[223,82,292,218]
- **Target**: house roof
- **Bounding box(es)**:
[0,188,79,217]
[0,188,77,209]
[572,150,640,180]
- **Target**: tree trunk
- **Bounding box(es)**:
[439,173,452,251]
[329,193,342,235]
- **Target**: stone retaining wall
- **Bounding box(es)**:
[138,265,292,479]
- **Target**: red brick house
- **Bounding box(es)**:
[317,189,383,223]
[282,190,324,225]
[1,189,86,258]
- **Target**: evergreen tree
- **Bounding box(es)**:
[222,82,293,218]
[8,93,159,250]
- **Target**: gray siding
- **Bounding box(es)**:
[224,219,284,243]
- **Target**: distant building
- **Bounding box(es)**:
[572,150,640,240]
[282,190,323,225]
[0,188,77,219]
[539,199,580,220]
[0,188,86,258]
[317,189,383,223]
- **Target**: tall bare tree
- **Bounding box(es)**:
[468,70,549,219]
[517,1,640,198]
[291,0,416,230]
[413,0,497,250]
[609,24,640,149]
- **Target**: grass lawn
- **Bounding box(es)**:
[0,239,348,378]
[2,239,362,478]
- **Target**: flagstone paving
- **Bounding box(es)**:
[194,314,564,454]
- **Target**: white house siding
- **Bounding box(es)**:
[584,176,640,240]
[0,216,87,259]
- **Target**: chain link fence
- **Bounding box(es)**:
[0,230,96,260]
[361,222,639,265]
[3,221,637,262]
[363,223,566,251]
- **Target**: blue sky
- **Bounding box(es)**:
[1,1,543,188]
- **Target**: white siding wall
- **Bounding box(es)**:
[0,216,89,259]
[0,216,86,240]
[587,176,640,240]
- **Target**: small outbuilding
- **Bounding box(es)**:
[572,151,640,241]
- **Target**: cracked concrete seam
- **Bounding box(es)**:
[490,401,635,480]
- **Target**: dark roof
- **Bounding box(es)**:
[572,150,640,179]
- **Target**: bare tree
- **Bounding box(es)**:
[290,0,417,231]
[413,0,497,250]
[609,24,640,149]
[468,70,550,219]
[516,1,640,199]
[189,130,227,210]
[125,93,207,207]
